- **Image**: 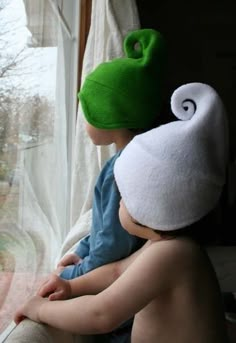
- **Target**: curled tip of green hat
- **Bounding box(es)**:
[78,28,167,130]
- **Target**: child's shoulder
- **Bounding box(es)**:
[106,150,122,168]
[124,238,209,298]
[98,151,122,183]
[100,151,121,173]
[143,238,207,274]
[148,236,200,255]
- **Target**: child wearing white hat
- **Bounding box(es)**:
[15,83,229,343]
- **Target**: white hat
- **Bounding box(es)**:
[114,83,229,231]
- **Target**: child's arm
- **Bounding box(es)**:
[71,240,151,296]
[15,240,176,334]
[38,241,151,300]
[57,235,90,270]
[73,172,144,276]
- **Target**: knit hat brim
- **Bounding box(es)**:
[79,79,154,129]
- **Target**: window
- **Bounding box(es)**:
[0,0,80,337]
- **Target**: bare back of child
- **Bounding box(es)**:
[120,238,227,343]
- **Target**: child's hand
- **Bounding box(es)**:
[57,253,81,268]
[14,295,47,325]
[37,274,71,301]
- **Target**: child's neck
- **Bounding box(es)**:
[115,130,136,151]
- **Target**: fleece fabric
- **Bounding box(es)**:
[78,28,167,130]
[114,83,229,231]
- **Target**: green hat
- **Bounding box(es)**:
[78,28,167,130]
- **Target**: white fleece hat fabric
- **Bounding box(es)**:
[114,83,229,231]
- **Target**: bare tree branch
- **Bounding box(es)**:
[0,1,31,79]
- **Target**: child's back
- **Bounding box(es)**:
[127,238,228,343]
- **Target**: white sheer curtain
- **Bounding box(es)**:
[0,0,75,337]
[58,0,141,260]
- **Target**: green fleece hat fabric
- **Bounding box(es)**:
[78,28,167,129]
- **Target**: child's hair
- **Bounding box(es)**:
[151,207,221,245]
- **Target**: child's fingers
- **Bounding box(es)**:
[48,290,65,301]
[38,274,61,296]
[57,254,75,267]
[14,311,26,325]
[36,275,55,296]
[37,279,57,297]
[58,255,80,268]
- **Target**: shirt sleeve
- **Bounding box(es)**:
[75,234,90,258]
[74,172,144,276]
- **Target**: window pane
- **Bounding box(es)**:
[0,0,78,335]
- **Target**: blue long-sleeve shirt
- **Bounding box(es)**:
[61,151,144,279]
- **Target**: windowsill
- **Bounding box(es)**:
[0,271,49,335]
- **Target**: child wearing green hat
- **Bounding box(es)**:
[57,28,167,281]
[15,82,229,343]
[56,28,166,342]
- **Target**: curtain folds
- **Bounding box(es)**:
[59,0,140,260]
[0,0,67,335]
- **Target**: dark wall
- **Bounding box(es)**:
[136,0,236,159]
